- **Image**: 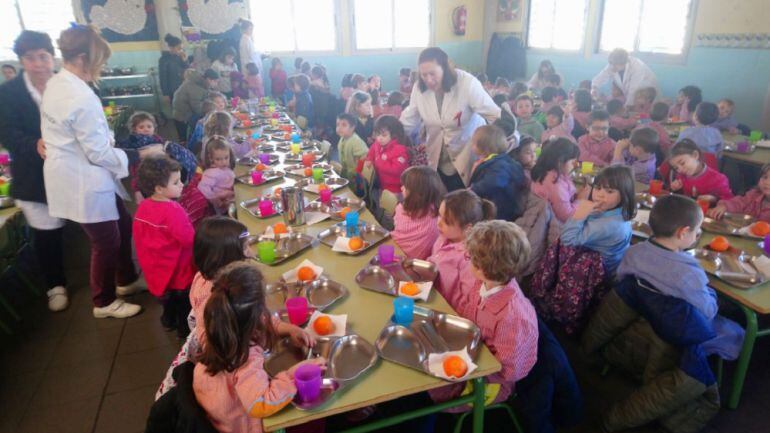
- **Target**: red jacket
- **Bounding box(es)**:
[133,199,196,297]
[270,68,287,97]
[364,138,409,193]
[676,166,734,201]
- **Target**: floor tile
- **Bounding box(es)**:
[93,385,156,433]
[16,396,100,433]
[51,326,122,366]
[66,300,127,334]
[30,357,113,409]
[0,335,59,377]
[118,318,180,355]
[0,371,43,433]
[106,345,178,394]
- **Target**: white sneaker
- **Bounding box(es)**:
[93,299,142,319]
[46,286,69,312]
[116,276,146,297]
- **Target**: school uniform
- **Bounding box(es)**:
[577,134,616,166]
[531,170,577,223]
[717,189,770,222]
[678,125,724,156]
[612,149,656,184]
[337,133,369,183]
[470,153,528,221]
[561,207,632,277]
[541,114,576,144]
[392,204,440,260]
[675,166,733,200]
[428,235,478,310]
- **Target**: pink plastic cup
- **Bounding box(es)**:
[319,188,332,204]
[286,297,309,326]
[258,199,274,216]
[251,171,263,185]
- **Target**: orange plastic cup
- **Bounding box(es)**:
[649,180,663,195]
[697,199,710,215]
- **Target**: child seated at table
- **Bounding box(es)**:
[713,98,740,134]
[428,190,496,309]
[669,85,702,123]
[514,95,545,141]
[678,102,723,156]
[428,220,539,410]
[632,86,657,115]
[539,86,565,115]
[188,97,219,156]
[198,136,236,214]
[669,139,733,203]
[606,99,638,133]
[494,77,511,97]
[617,195,744,360]
[531,138,583,223]
[541,105,576,144]
[612,126,658,184]
[392,166,446,260]
[572,89,593,131]
[289,73,313,129]
[380,91,404,118]
[577,110,615,167]
[346,90,374,145]
[509,135,537,179]
[200,110,250,159]
[709,163,770,222]
[648,101,673,154]
[193,262,323,433]
[335,113,368,184]
[244,63,264,99]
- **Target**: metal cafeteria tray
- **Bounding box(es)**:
[275,141,315,151]
[236,154,279,166]
[235,169,285,186]
[635,192,657,209]
[317,221,390,255]
[297,177,349,194]
[239,196,283,219]
[631,220,652,239]
[356,257,438,297]
[265,278,348,312]
[724,141,757,154]
[284,163,334,177]
[689,248,768,289]
[305,196,366,221]
[283,149,325,164]
[251,232,315,265]
[374,306,481,381]
[701,214,756,237]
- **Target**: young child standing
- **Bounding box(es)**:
[669,85,702,122]
[469,125,529,221]
[428,190,496,310]
[363,115,410,195]
[335,113,369,183]
[669,139,733,202]
[572,89,593,131]
[346,90,374,144]
[509,136,537,178]
[542,105,576,144]
[561,166,635,277]
[429,220,539,409]
[198,136,236,214]
[244,63,264,99]
[194,262,324,433]
[531,138,583,223]
[289,74,313,129]
[269,58,287,99]
[211,47,238,97]
[713,98,739,133]
[514,95,545,140]
[380,91,405,118]
[577,110,616,166]
[392,166,446,260]
[617,195,744,360]
[709,163,770,222]
[612,126,658,184]
[678,102,723,156]
[133,155,195,337]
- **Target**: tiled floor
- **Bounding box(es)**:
[1,225,769,433]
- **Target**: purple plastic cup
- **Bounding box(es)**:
[294,363,322,402]
[258,199,274,216]
[764,235,770,256]
[251,170,263,185]
[286,297,308,326]
[737,141,751,153]
[259,153,271,164]
[378,245,395,265]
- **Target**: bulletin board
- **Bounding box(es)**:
[80,0,160,43]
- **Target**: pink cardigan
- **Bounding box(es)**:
[530,170,577,223]
[541,114,575,144]
[577,135,616,166]
[428,235,478,311]
[429,278,539,408]
[610,114,638,131]
[718,189,770,222]
[392,204,439,260]
[676,166,733,200]
[365,138,409,193]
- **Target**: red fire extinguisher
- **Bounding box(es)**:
[452,6,467,36]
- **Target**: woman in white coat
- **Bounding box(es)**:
[401,47,500,190]
[41,25,142,319]
[591,48,658,107]
[238,19,265,82]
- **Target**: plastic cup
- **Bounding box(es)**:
[294,363,322,402]
[581,161,594,175]
[312,167,324,182]
[271,118,279,127]
[258,199,274,216]
[302,153,315,168]
[319,188,332,204]
[251,170,264,185]
[750,130,762,142]
[393,297,414,325]
[259,153,271,164]
[764,235,770,256]
[286,297,309,326]
[272,111,280,119]
[257,241,276,264]
[378,245,395,265]
[0,182,9,196]
[648,179,663,195]
[345,211,360,237]
[697,199,710,216]
[291,133,301,143]
[737,141,751,153]
[290,143,301,155]
[0,154,10,165]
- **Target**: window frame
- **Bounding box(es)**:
[0,0,75,61]
[525,0,591,53]
[594,0,698,64]
[349,0,435,55]
[247,0,342,56]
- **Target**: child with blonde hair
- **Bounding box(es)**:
[201,110,250,159]
[198,136,235,214]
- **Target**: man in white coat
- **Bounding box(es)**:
[591,48,658,107]
[401,47,500,190]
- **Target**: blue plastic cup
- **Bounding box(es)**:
[393,297,414,325]
[345,211,360,237]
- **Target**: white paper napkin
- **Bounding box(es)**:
[634,209,650,225]
[305,184,328,194]
[260,225,293,240]
[397,281,432,301]
[305,211,330,226]
[755,139,770,149]
[738,224,763,238]
[427,349,478,382]
[305,310,347,338]
[332,236,365,253]
[291,168,310,177]
[282,259,324,283]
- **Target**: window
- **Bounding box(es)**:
[250,0,336,53]
[0,0,76,60]
[527,0,589,50]
[599,0,693,55]
[352,0,431,51]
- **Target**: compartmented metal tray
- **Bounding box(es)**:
[305,196,366,221]
[275,141,316,151]
[702,214,756,237]
[317,221,391,255]
[239,196,283,219]
[297,177,349,194]
[235,169,285,186]
[236,154,280,166]
[283,149,325,164]
[355,257,438,296]
[284,163,334,177]
[689,248,768,289]
[374,306,481,380]
[265,278,348,312]
[631,220,652,238]
[635,192,657,209]
[250,232,316,265]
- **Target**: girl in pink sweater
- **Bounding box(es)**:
[530,138,585,223]
[428,190,496,310]
[392,167,447,260]
[669,139,733,203]
[709,163,770,222]
[194,262,322,433]
[198,136,236,214]
[363,115,410,195]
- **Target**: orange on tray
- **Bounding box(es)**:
[297,266,316,281]
[751,221,770,237]
[317,184,329,191]
[443,355,468,378]
[709,236,730,252]
[400,282,420,296]
[304,167,313,177]
[313,315,335,336]
[348,237,364,251]
[339,206,351,218]
[273,222,288,235]
[256,163,268,171]
[273,187,283,198]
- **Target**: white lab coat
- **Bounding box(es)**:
[591,56,658,107]
[400,69,501,185]
[41,68,129,224]
[239,34,264,81]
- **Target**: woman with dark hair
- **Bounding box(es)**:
[401,47,500,191]
[0,30,68,312]
[159,33,189,139]
[527,60,561,91]
[211,46,238,98]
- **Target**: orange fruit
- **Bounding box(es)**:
[273,223,288,235]
[297,266,316,281]
[339,207,351,218]
[242,120,252,127]
[709,236,730,252]
[348,237,364,251]
[443,355,468,378]
[304,167,313,177]
[245,129,253,136]
[273,187,282,198]
[317,184,329,191]
[751,221,770,237]
[256,163,267,171]
[400,282,420,296]
[313,316,335,336]
[284,133,292,140]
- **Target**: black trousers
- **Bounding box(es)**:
[174,120,188,143]
[30,226,66,290]
[439,170,466,192]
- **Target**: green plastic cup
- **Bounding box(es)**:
[0,182,9,196]
[749,130,763,142]
[312,167,324,182]
[257,241,276,264]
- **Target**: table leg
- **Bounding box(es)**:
[471,377,485,433]
[727,305,757,409]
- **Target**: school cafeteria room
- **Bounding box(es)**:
[1,0,770,432]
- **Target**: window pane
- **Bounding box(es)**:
[293,0,335,51]
[0,0,22,60]
[250,0,295,52]
[394,0,429,48]
[528,0,587,50]
[599,0,641,52]
[638,0,691,54]
[18,0,76,48]
[354,0,393,50]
